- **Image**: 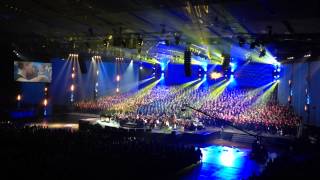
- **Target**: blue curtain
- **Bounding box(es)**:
[278,61,320,126]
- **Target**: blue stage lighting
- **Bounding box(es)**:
[160,62,165,71]
[307,95,311,105]
[219,147,236,167]
[230,74,235,82]
[230,62,237,73]
[160,58,170,72]
[160,72,165,80]
[201,62,208,72]
[203,74,207,80]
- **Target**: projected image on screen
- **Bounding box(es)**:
[14,61,52,82]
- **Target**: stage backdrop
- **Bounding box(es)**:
[278,61,320,126]
[19,58,278,116]
[19,59,139,107]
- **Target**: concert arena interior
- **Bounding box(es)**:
[1,0,320,179]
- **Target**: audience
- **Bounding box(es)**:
[0,123,201,179]
[74,86,301,136]
[249,136,320,179]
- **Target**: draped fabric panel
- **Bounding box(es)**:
[278,61,320,126]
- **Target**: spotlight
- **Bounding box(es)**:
[259,48,266,57]
[210,72,223,79]
[116,87,120,93]
[116,75,120,82]
[43,99,48,107]
[230,62,236,73]
[287,56,294,60]
[230,74,235,82]
[304,53,311,58]
[70,84,75,91]
[140,66,143,70]
[161,72,165,79]
[17,94,21,101]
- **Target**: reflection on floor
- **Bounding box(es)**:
[26,122,79,130]
[182,145,265,180]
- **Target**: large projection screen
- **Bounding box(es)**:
[14,61,52,82]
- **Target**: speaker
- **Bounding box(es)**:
[184,50,191,77]
[222,55,230,72]
[78,56,87,74]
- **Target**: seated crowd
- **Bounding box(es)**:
[0,123,202,179]
[74,85,301,135]
[249,135,320,179]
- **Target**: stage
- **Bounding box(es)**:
[22,112,295,148]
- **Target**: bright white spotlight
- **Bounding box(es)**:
[230,62,236,73]
[43,99,48,106]
[304,53,311,58]
[210,72,223,79]
[17,94,21,101]
[219,147,235,167]
[160,72,165,80]
[116,75,120,82]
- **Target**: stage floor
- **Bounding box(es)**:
[180,145,277,180]
[23,113,295,141]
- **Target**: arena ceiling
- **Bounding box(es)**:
[1,0,320,61]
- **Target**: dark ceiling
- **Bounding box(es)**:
[1,0,320,61]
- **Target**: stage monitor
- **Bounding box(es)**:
[14,61,52,83]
